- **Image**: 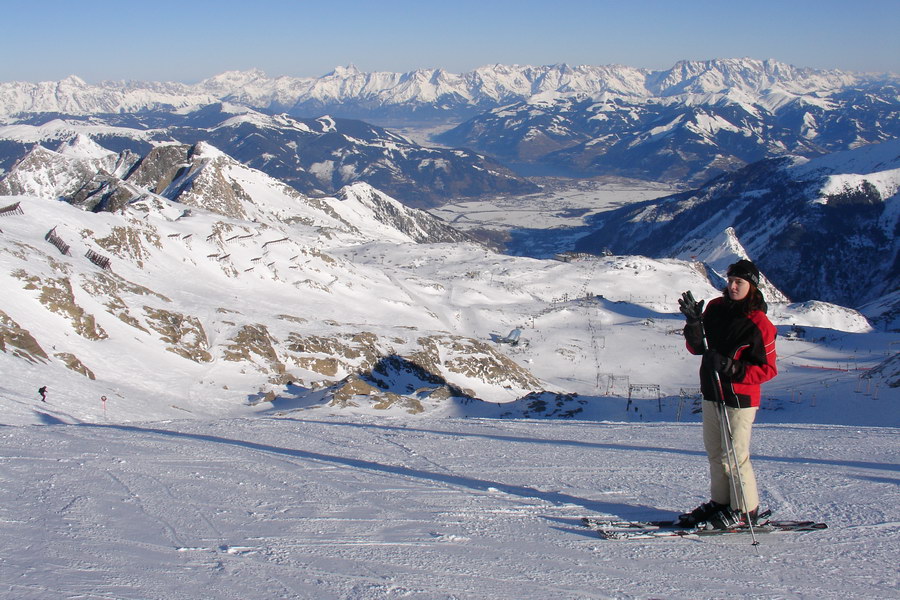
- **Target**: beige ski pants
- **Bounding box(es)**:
[702,400,759,513]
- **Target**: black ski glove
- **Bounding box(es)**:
[678,291,704,323]
[703,350,740,379]
[683,321,706,353]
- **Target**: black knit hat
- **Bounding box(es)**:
[727,259,760,287]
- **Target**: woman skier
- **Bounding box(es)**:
[677,259,777,528]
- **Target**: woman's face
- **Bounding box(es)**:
[727,276,752,301]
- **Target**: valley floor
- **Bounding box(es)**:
[428,176,678,257]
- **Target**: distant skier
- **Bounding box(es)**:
[38,386,47,402]
[677,259,777,529]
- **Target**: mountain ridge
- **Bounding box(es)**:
[0,58,888,120]
[0,105,538,207]
[573,137,900,313]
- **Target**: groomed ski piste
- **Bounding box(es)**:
[1,413,896,599]
[0,169,897,598]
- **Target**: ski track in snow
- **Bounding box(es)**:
[0,416,897,600]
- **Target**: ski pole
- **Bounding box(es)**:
[699,316,760,547]
[717,402,760,547]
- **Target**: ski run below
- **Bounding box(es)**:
[1,413,896,600]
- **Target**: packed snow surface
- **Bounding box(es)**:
[1,415,896,599]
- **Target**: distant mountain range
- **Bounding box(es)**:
[1,58,898,186]
[0,59,880,120]
[435,61,900,183]
[0,104,537,208]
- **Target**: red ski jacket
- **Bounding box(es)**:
[685,297,778,408]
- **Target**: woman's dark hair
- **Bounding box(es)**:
[722,283,767,314]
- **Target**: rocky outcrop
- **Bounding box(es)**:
[14,271,108,341]
[0,309,49,363]
[412,334,542,390]
[142,306,211,362]
[54,352,96,379]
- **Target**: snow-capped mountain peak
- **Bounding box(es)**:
[329,64,364,78]
[649,57,857,97]
[676,226,790,304]
[56,133,116,160]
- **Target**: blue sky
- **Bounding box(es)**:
[6,0,899,83]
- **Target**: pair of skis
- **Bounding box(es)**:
[581,510,827,540]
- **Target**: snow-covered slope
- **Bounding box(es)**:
[0,415,896,600]
[0,186,895,428]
